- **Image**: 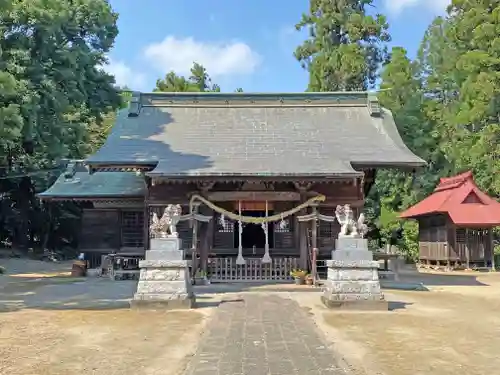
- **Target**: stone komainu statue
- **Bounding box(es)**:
[149,204,182,238]
[335,204,368,238]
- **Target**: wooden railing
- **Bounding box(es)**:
[207,257,299,282]
[208,248,299,257]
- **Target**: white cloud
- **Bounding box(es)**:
[269,25,308,56]
[101,58,146,90]
[383,0,450,15]
[143,36,262,78]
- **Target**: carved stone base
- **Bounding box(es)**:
[130,298,194,310]
[324,236,386,311]
[321,295,388,310]
[131,238,194,310]
[333,237,372,259]
[321,259,387,310]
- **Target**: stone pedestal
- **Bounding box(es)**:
[322,236,387,310]
[130,238,195,309]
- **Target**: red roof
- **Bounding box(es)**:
[399,171,500,226]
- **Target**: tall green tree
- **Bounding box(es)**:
[0,0,122,251]
[295,0,391,91]
[87,89,132,153]
[410,2,500,195]
[443,0,500,195]
[368,47,448,258]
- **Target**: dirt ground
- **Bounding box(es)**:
[312,271,500,375]
[0,259,211,375]
[0,308,205,375]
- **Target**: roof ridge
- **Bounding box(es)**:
[435,171,473,192]
[129,91,381,117]
[138,91,373,96]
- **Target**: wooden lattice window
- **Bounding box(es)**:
[456,228,466,243]
[121,210,144,248]
[319,221,332,238]
[318,208,337,248]
[318,208,336,238]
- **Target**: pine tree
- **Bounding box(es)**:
[295,0,390,91]
[154,63,242,93]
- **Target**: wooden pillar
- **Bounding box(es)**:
[293,215,301,257]
[262,200,271,263]
[465,228,470,269]
[199,205,213,276]
[236,200,245,264]
[311,203,318,251]
[143,178,152,251]
[117,208,123,249]
[483,229,488,268]
[298,194,308,269]
[191,202,200,276]
[310,203,318,276]
[489,229,495,271]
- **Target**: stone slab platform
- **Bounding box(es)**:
[182,294,347,375]
[321,295,389,311]
[130,296,195,310]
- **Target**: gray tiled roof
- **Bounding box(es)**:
[86,92,425,177]
[38,163,146,200]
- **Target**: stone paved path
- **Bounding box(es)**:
[183,294,348,375]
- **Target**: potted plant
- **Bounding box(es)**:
[290,269,307,285]
[194,270,209,285]
[305,274,314,286]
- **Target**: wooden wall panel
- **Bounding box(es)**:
[80,209,120,250]
[121,210,144,248]
[148,184,196,203]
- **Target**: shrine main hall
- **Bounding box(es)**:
[39,91,425,281]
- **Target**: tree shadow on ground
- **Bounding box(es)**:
[0,278,137,313]
[0,269,494,314]
[194,296,244,308]
[388,301,413,311]
[399,270,489,286]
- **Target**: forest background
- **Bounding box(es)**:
[1,0,499,260]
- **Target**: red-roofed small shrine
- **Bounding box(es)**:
[400,171,500,269]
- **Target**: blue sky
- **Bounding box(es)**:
[105,0,449,92]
